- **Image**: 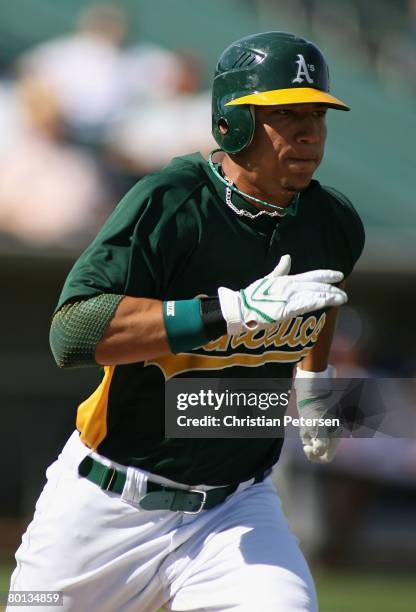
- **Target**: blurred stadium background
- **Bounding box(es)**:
[0,1,415,610]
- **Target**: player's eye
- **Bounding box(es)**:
[312,110,327,118]
[273,109,291,116]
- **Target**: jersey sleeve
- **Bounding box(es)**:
[323,186,365,277]
[55,179,163,312]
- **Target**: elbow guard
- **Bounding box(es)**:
[49,294,124,368]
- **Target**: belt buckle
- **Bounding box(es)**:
[183,489,207,514]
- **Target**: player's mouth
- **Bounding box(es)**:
[286,157,318,171]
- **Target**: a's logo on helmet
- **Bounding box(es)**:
[292,54,314,84]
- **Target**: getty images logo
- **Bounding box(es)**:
[292,54,315,84]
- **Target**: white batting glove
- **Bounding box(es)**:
[294,365,345,463]
[218,254,347,336]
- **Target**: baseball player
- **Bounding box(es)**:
[8,32,364,611]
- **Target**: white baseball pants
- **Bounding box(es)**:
[8,431,317,611]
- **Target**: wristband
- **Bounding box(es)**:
[294,364,337,405]
[295,364,336,379]
[200,296,227,340]
[163,299,208,354]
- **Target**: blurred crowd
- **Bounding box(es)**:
[0,3,215,248]
[264,0,416,92]
[0,1,414,247]
[0,1,414,248]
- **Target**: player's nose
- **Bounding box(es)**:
[295,116,324,145]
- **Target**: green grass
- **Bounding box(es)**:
[316,570,416,612]
[2,563,416,611]
[0,564,11,592]
[0,563,12,612]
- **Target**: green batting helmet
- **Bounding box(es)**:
[212,31,349,154]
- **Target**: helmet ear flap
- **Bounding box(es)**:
[212,104,255,154]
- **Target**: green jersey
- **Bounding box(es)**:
[55,153,364,485]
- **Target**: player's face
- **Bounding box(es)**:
[247,103,328,193]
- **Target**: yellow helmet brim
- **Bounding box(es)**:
[225,87,350,111]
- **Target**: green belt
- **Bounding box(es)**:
[78,456,267,514]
